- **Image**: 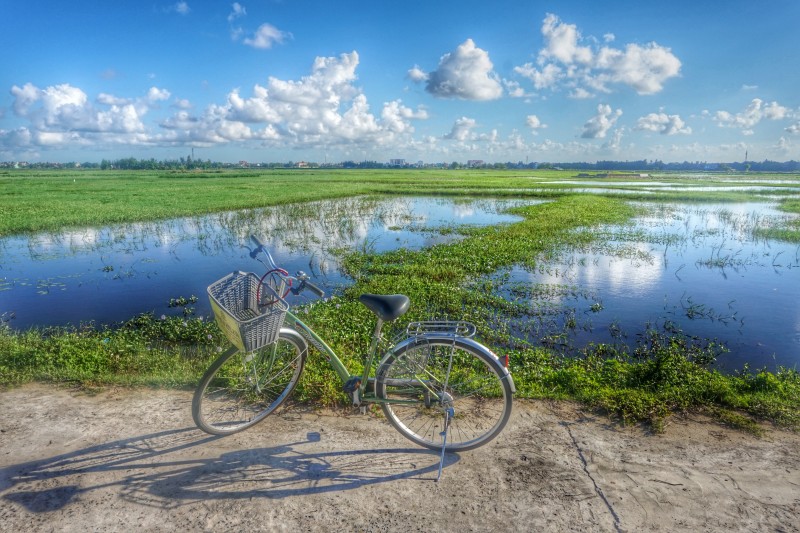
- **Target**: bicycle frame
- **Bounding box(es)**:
[283,310,391,404]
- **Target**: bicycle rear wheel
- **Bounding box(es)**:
[375,337,512,452]
[192,330,306,435]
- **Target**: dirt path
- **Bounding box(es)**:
[1,384,798,532]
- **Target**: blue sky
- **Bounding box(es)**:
[2,0,799,164]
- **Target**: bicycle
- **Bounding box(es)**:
[192,236,515,479]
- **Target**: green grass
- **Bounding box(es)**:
[3,168,800,236]
[1,169,799,433]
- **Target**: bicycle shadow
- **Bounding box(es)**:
[1,427,459,512]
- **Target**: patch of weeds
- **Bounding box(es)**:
[710,408,764,437]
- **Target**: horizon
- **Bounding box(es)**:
[2,1,799,164]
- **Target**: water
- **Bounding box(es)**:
[499,202,800,371]
[0,196,530,330]
[2,195,798,371]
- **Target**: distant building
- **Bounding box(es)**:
[389,159,405,167]
[467,160,484,168]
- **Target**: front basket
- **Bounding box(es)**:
[208,271,288,352]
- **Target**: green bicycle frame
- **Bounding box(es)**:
[283,310,353,384]
[282,310,444,404]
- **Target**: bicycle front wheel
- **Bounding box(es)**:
[375,337,512,452]
[192,330,306,435]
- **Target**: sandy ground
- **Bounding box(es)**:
[0,384,798,532]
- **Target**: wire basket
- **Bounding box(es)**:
[208,271,288,353]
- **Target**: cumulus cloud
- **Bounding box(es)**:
[515,13,681,96]
[503,80,527,98]
[415,39,503,100]
[407,66,428,82]
[636,111,691,135]
[526,115,547,134]
[158,51,427,149]
[713,98,789,134]
[539,13,593,65]
[603,127,624,152]
[581,104,622,139]
[444,117,477,141]
[243,23,291,49]
[786,123,800,135]
[3,82,181,154]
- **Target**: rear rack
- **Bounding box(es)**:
[406,321,476,338]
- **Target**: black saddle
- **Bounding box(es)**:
[359,294,410,322]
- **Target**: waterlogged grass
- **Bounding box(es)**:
[1,168,563,236]
[1,192,799,433]
[3,168,799,236]
[756,198,800,243]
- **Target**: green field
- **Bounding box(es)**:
[3,168,800,236]
[1,168,799,433]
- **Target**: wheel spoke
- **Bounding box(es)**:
[192,332,305,435]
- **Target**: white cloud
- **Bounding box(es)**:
[157,51,426,150]
[146,87,171,103]
[714,98,789,134]
[228,2,246,22]
[381,100,428,133]
[517,14,681,96]
[97,93,131,106]
[786,123,800,135]
[243,23,291,49]
[418,39,503,100]
[581,104,622,139]
[603,127,624,152]
[503,80,528,98]
[444,117,477,141]
[569,87,593,99]
[539,13,593,65]
[636,112,691,135]
[763,101,789,120]
[598,42,681,95]
[526,115,547,134]
[407,66,428,82]
[514,63,562,90]
[167,2,190,15]
[172,98,192,109]
[4,83,178,150]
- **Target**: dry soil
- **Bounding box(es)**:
[1,384,798,532]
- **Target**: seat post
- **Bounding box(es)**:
[368,318,384,357]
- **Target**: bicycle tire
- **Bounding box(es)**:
[192,329,306,435]
[375,337,512,452]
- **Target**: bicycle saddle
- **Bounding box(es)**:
[359,294,410,322]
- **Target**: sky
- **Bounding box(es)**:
[2,0,799,164]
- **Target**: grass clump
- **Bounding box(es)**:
[0,314,222,387]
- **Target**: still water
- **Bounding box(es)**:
[0,197,528,329]
[500,202,800,370]
[2,196,798,371]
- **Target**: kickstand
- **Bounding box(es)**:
[436,406,454,482]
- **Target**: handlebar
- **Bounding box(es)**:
[250,235,325,298]
[250,235,279,270]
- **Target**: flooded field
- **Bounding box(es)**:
[0,196,529,330]
[1,192,798,372]
[497,202,800,370]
